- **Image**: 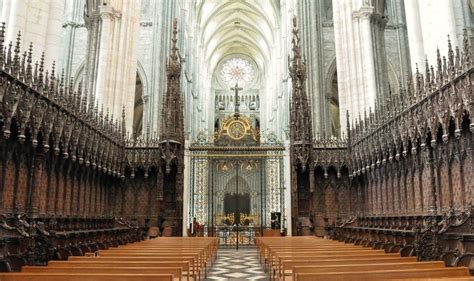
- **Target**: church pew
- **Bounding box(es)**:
[68,254,198,273]
[93,237,217,280]
[96,251,209,279]
[114,240,217,262]
[257,239,345,250]
[0,237,215,281]
[276,257,419,280]
[268,253,412,279]
[294,267,470,281]
[255,237,361,258]
[256,237,395,277]
[47,261,191,281]
[68,255,199,278]
[386,276,474,281]
[257,237,472,281]
[267,248,388,261]
[263,247,385,262]
[98,250,209,271]
[0,273,174,281]
[286,261,445,281]
[257,238,373,263]
[21,266,183,281]
[267,251,404,273]
[114,249,215,261]
[98,252,205,268]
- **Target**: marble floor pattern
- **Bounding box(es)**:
[205,247,269,281]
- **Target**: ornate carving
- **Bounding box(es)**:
[289,16,313,172]
[214,115,260,144]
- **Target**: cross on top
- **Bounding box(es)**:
[231,83,243,117]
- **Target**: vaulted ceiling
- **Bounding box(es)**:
[196,0,280,74]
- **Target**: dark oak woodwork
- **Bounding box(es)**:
[290,22,473,270]
[0,21,184,270]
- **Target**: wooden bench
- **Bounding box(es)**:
[90,237,217,280]
[0,237,216,281]
[287,261,446,281]
[294,267,470,281]
[0,273,175,281]
[386,277,474,281]
[257,236,472,281]
[21,266,182,281]
[68,255,199,278]
[48,260,191,281]
[277,257,419,280]
[268,252,404,274]
[97,250,207,274]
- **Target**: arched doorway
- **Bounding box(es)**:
[224,193,251,224]
[222,174,251,224]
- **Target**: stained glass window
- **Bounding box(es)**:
[220,57,254,87]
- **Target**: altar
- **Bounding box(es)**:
[184,82,289,241]
[187,147,286,244]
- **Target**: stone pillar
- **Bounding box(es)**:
[334,0,389,133]
[61,0,85,83]
[404,0,425,72]
[405,0,459,71]
[418,0,458,64]
[358,8,378,105]
[297,0,324,136]
[44,0,64,67]
[182,140,190,236]
[83,0,140,132]
[0,0,12,26]
[284,140,292,236]
[1,0,65,68]
[94,5,119,108]
[3,0,28,44]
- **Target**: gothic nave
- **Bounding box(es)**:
[0,0,473,280]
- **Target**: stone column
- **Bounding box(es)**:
[418,0,458,64]
[61,0,84,83]
[1,0,65,68]
[284,140,292,236]
[93,5,119,108]
[182,140,190,236]
[297,0,324,136]
[44,0,64,67]
[0,0,12,26]
[334,0,388,133]
[404,0,425,72]
[3,0,28,44]
[83,0,140,132]
[358,7,378,105]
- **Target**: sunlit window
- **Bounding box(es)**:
[220,57,254,88]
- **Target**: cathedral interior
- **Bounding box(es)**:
[0,0,473,279]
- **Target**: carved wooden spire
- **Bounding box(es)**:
[158,19,185,231]
[160,18,184,144]
[289,16,313,172]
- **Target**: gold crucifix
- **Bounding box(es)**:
[231,83,243,117]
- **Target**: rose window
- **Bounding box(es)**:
[220,57,254,87]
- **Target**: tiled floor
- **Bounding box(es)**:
[205,248,269,281]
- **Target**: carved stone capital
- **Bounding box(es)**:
[98,6,121,21]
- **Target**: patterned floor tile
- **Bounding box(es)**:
[205,248,268,281]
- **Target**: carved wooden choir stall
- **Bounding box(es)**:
[289,16,474,269]
[0,11,471,276]
[0,20,184,270]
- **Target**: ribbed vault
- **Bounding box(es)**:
[196,0,280,75]
[190,0,293,141]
